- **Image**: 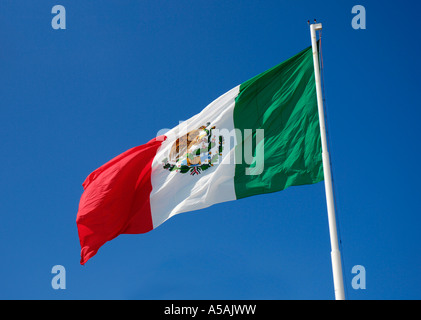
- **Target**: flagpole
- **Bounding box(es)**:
[310,22,345,300]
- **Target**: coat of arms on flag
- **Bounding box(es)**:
[162,122,224,175]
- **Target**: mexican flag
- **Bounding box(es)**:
[77,45,323,264]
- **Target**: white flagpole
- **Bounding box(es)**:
[310,22,345,300]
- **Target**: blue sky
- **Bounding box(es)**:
[0,0,420,300]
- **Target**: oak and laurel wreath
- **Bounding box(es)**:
[162,126,224,175]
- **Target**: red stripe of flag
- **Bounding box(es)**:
[76,136,166,265]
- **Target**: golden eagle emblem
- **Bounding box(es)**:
[162,122,224,175]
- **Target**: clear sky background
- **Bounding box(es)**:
[0,0,420,300]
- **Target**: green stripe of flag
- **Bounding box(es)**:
[233,45,323,199]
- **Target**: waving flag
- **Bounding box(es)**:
[76,45,323,265]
